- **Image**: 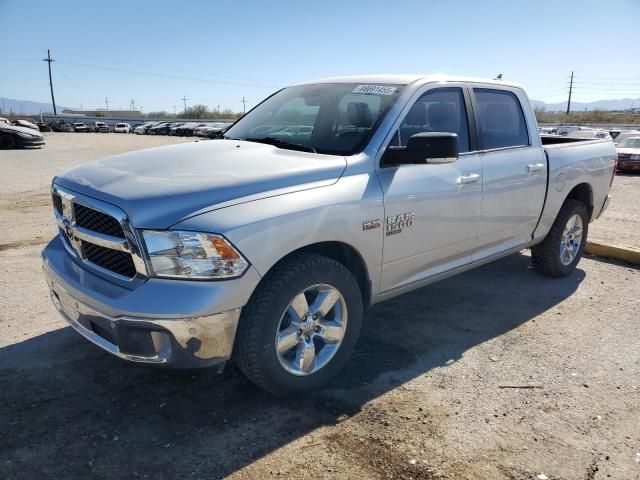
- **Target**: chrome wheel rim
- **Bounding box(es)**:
[560,214,583,266]
[275,283,348,376]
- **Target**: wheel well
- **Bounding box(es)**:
[279,242,372,308]
[566,183,594,219]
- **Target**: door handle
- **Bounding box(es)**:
[526,163,545,173]
[456,173,480,185]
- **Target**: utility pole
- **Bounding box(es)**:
[566,71,574,115]
[130,98,136,111]
[42,49,57,115]
[181,95,188,114]
[241,96,247,114]
[105,97,109,110]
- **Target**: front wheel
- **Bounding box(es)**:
[235,253,363,397]
[531,199,589,277]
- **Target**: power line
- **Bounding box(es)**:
[55,60,279,89]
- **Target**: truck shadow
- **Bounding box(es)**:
[0,253,585,479]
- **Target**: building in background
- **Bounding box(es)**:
[61,109,142,119]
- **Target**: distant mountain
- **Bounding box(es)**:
[531,97,640,112]
[0,97,70,116]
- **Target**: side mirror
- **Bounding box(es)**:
[383,132,459,166]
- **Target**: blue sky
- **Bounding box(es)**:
[1,0,639,112]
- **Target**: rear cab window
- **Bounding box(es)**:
[473,88,529,150]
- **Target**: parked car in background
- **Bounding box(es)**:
[114,123,131,133]
[194,122,231,139]
[92,121,109,133]
[169,123,187,135]
[193,124,213,137]
[134,122,159,135]
[147,122,170,135]
[149,122,180,135]
[73,123,90,132]
[36,122,52,132]
[207,123,232,138]
[179,122,208,136]
[0,117,9,124]
[51,121,73,132]
[0,121,45,149]
[43,75,615,396]
[615,136,640,172]
[12,119,39,131]
[612,130,640,145]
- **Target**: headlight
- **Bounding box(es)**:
[141,230,249,279]
[17,132,34,139]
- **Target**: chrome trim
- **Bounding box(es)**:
[73,226,129,251]
[51,184,148,279]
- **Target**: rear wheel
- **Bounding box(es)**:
[235,253,363,397]
[0,134,16,149]
[531,199,589,277]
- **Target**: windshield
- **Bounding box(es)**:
[224,83,404,155]
[618,138,640,148]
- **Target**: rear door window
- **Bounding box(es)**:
[474,88,529,150]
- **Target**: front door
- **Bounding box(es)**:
[376,86,483,293]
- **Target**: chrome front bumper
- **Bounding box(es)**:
[42,235,261,368]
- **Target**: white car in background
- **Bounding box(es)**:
[114,123,132,133]
[611,130,640,145]
[134,122,158,135]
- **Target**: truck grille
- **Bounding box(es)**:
[74,203,125,238]
[52,192,63,215]
[81,242,137,278]
[617,153,631,162]
[51,187,145,280]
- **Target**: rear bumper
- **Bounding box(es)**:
[617,162,640,171]
[42,236,261,368]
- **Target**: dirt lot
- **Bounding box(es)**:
[1,134,639,480]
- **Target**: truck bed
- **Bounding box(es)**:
[540,135,608,146]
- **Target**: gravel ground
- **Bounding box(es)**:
[589,173,640,248]
[0,134,639,480]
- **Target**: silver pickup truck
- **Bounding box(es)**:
[42,75,615,396]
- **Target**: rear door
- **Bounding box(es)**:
[377,84,483,292]
[468,86,547,260]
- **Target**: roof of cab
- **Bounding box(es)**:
[296,74,523,89]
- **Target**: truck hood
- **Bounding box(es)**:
[54,139,347,228]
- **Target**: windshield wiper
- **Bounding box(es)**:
[243,137,317,154]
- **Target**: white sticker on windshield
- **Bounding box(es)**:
[352,85,397,96]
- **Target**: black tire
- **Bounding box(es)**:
[235,252,363,397]
[0,134,17,149]
[531,199,589,277]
